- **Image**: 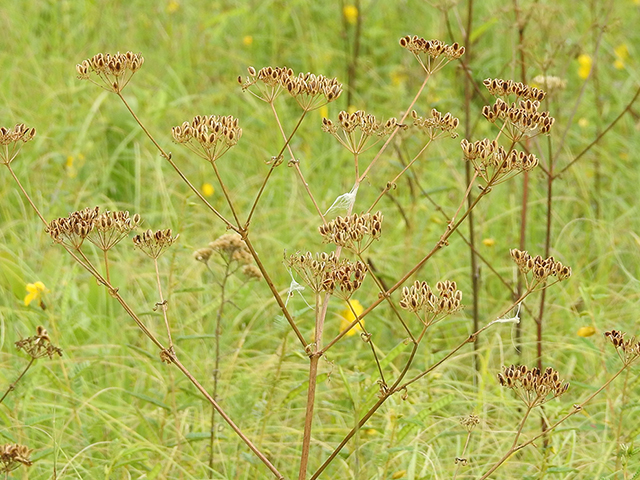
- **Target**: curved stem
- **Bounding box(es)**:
[0,357,36,404]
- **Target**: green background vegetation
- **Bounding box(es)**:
[1,0,639,478]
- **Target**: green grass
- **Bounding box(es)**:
[1,0,640,479]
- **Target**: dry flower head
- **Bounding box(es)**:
[318,212,383,253]
[322,110,404,154]
[132,228,179,259]
[510,248,571,290]
[46,207,140,251]
[172,115,242,163]
[0,123,36,165]
[76,51,144,93]
[399,36,465,74]
[531,75,567,95]
[460,139,539,184]
[399,280,463,325]
[0,443,32,473]
[460,414,480,431]
[411,109,459,139]
[15,326,62,360]
[605,330,640,366]
[286,252,366,297]
[238,66,342,109]
[497,365,569,408]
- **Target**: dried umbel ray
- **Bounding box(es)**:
[0,123,36,165]
[76,51,144,93]
[410,109,460,140]
[510,248,572,290]
[461,139,539,184]
[322,110,405,154]
[498,365,569,408]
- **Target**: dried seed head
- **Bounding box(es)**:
[193,247,214,264]
[510,248,571,290]
[239,65,342,108]
[605,330,640,365]
[322,110,404,154]
[242,264,263,280]
[0,123,37,165]
[318,211,383,253]
[46,206,101,249]
[87,210,142,251]
[209,233,252,265]
[132,228,179,259]
[459,414,480,431]
[399,279,463,325]
[15,326,62,360]
[411,109,460,139]
[498,364,569,407]
[0,443,33,472]
[399,36,465,74]
[76,51,144,93]
[172,115,242,163]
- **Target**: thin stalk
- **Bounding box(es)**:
[153,258,174,350]
[367,139,432,213]
[211,161,242,227]
[115,92,239,233]
[358,74,430,182]
[298,293,322,480]
[4,164,48,226]
[0,357,36,404]
[209,260,231,477]
[245,106,308,227]
[452,428,474,480]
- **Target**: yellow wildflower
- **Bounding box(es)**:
[613,44,629,70]
[243,35,253,46]
[578,54,592,79]
[24,281,48,309]
[347,104,358,114]
[578,118,589,128]
[482,238,495,247]
[202,183,215,197]
[166,0,179,13]
[340,299,364,336]
[392,471,407,479]
[343,5,358,25]
[577,326,596,337]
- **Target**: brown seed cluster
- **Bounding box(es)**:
[172,115,242,163]
[459,414,480,431]
[605,330,640,365]
[76,51,144,93]
[411,109,459,139]
[15,326,62,360]
[46,207,140,251]
[88,210,142,251]
[510,249,572,289]
[498,365,569,407]
[238,66,342,109]
[286,252,367,297]
[133,229,179,259]
[460,139,538,184]
[0,124,37,165]
[318,212,383,253]
[46,206,100,249]
[194,234,262,279]
[399,280,463,325]
[0,444,32,473]
[322,110,402,154]
[482,98,555,141]
[399,36,465,74]
[483,78,546,102]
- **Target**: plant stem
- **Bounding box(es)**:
[0,357,36,404]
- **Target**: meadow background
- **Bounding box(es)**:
[1,0,640,478]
